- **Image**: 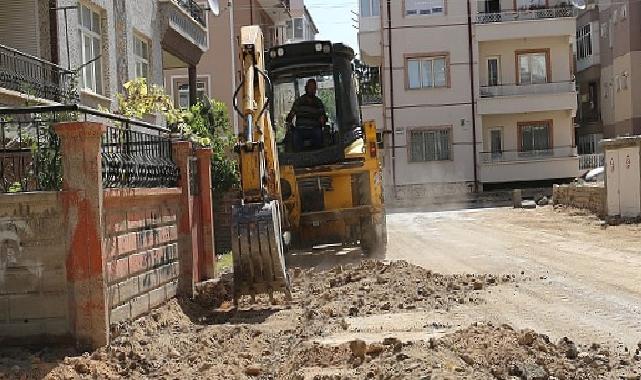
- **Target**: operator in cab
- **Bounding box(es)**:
[285,78,327,151]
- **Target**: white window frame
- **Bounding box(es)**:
[178,81,207,108]
[517,51,548,85]
[409,128,451,162]
[78,3,103,95]
[293,17,304,39]
[576,24,592,60]
[133,34,150,80]
[407,56,448,90]
[404,0,445,16]
[360,0,381,17]
[486,56,501,87]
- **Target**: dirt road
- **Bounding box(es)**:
[386,206,641,349]
[3,206,641,379]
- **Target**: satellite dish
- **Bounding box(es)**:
[207,0,220,16]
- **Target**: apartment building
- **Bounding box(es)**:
[284,6,319,44]
[575,4,602,155]
[359,0,579,202]
[0,0,209,112]
[165,0,311,132]
[599,0,641,137]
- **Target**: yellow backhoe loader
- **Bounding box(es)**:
[231,26,386,305]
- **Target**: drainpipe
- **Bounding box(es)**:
[467,0,479,192]
[250,0,254,24]
[386,0,397,197]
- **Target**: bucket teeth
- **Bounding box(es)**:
[231,200,291,305]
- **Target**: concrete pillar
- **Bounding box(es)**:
[54,121,108,350]
[172,140,196,297]
[188,65,198,106]
[196,148,216,280]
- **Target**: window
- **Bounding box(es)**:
[588,82,597,110]
[405,0,444,16]
[407,56,447,89]
[78,4,103,94]
[519,122,551,152]
[490,128,503,154]
[178,81,207,108]
[517,51,548,85]
[360,0,380,16]
[294,18,304,39]
[576,24,592,60]
[285,20,293,40]
[410,129,451,162]
[134,36,149,79]
[516,0,545,10]
[487,57,500,86]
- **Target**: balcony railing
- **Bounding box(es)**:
[0,44,78,104]
[0,105,178,193]
[476,6,577,24]
[579,153,604,170]
[175,0,206,27]
[480,146,577,164]
[480,81,575,98]
[361,92,383,105]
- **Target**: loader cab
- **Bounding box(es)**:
[267,41,362,168]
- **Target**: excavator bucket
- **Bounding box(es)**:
[231,200,291,305]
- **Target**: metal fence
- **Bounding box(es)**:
[480,146,577,164]
[175,0,207,27]
[0,44,78,104]
[480,81,576,98]
[579,153,604,170]
[0,105,179,193]
[476,6,576,24]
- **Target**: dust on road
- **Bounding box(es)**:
[386,206,641,349]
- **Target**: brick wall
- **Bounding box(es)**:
[213,191,240,254]
[553,184,606,217]
[104,190,181,326]
[0,123,215,348]
[0,192,69,343]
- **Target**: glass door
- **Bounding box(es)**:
[490,128,503,160]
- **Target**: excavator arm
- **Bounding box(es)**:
[231,26,291,306]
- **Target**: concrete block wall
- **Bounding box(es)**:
[386,182,476,208]
[553,184,606,217]
[104,194,180,326]
[0,192,70,343]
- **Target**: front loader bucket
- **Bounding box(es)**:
[231,200,291,305]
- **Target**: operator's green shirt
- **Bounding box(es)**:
[288,94,327,129]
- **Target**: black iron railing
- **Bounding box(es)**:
[175,0,207,27]
[0,105,179,193]
[0,44,78,104]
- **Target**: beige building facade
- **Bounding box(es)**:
[0,0,209,112]
[165,0,316,133]
[359,0,579,202]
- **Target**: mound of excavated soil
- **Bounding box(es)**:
[1,261,639,379]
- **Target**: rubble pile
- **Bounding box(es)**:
[1,261,640,379]
[291,260,509,318]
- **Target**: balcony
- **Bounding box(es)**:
[0,44,78,104]
[480,147,579,183]
[475,7,576,41]
[159,0,208,59]
[478,81,577,115]
[481,146,577,164]
[358,16,382,66]
[175,0,207,27]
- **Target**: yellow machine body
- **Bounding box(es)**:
[280,121,386,252]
